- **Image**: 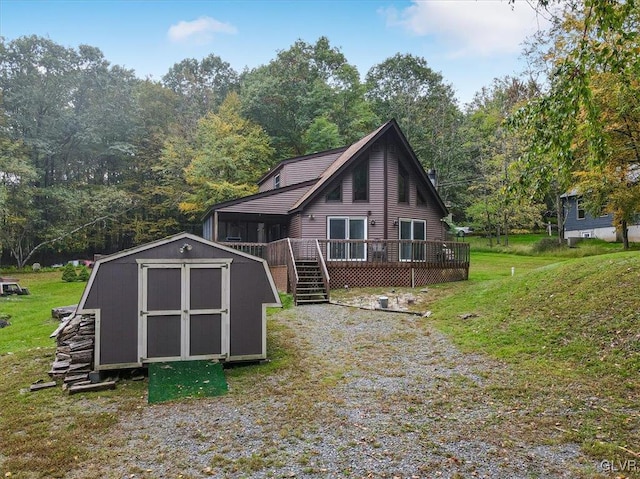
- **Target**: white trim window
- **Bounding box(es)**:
[576,197,585,220]
[274,173,281,189]
[399,218,426,261]
[327,217,367,261]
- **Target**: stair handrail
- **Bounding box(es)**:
[286,238,299,300]
[314,239,330,301]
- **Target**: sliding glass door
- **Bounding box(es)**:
[327,217,367,260]
[399,219,426,261]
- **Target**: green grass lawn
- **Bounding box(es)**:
[464,232,637,257]
[0,271,87,352]
[2,237,640,477]
[469,251,562,281]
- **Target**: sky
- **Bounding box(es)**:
[0,0,551,106]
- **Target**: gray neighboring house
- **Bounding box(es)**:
[562,191,640,241]
[77,232,280,370]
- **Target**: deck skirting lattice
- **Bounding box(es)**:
[327,263,469,289]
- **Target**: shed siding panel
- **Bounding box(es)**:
[229,262,271,356]
[87,237,277,367]
[86,262,139,366]
[190,314,222,355]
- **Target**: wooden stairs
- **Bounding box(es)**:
[294,260,329,305]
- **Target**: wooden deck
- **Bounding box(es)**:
[222,238,470,301]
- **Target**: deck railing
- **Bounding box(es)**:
[315,239,331,295]
[316,239,469,266]
[220,242,267,259]
[286,239,299,299]
[264,239,289,266]
[221,238,470,268]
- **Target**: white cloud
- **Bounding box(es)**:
[168,16,237,44]
[382,0,549,58]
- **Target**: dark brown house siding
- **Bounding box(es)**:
[203,119,450,248]
[301,148,386,239]
[386,142,446,241]
[259,149,345,193]
[289,213,302,238]
[218,183,313,215]
[298,137,445,242]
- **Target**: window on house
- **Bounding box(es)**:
[327,217,367,261]
[353,159,368,202]
[326,182,342,202]
[577,197,585,219]
[599,205,608,217]
[398,166,409,203]
[416,188,426,206]
[399,219,426,261]
[274,173,281,189]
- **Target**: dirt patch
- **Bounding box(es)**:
[332,287,435,315]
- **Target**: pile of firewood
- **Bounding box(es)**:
[48,313,117,394]
[49,313,97,390]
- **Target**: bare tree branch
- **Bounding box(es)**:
[16,205,136,268]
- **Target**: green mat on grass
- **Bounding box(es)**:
[148,360,228,403]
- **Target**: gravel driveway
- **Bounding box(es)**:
[69,304,605,479]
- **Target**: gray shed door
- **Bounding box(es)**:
[139,261,230,362]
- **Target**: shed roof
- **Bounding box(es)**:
[78,232,281,311]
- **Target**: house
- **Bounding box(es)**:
[202,119,470,303]
[562,191,640,242]
[75,232,280,371]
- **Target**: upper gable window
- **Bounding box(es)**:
[398,165,409,203]
[326,182,342,202]
[417,188,426,206]
[274,173,281,189]
[353,159,369,202]
[577,197,585,219]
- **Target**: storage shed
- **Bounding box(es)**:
[77,232,281,371]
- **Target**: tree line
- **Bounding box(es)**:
[0,1,638,267]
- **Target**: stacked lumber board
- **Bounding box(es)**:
[49,313,114,393]
[51,305,78,320]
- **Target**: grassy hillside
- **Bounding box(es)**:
[464,233,635,257]
[431,251,640,466]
